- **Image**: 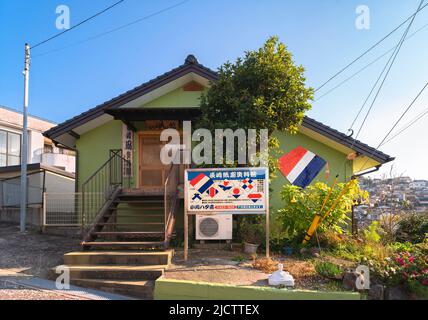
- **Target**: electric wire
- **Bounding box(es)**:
[33,0,191,58]
[380,106,428,146]
[314,2,428,92]
[357,80,428,173]
[31,0,126,49]
[314,21,428,102]
[353,0,424,141]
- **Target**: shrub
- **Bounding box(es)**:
[387,241,414,254]
[407,280,428,299]
[319,231,363,261]
[359,221,391,263]
[314,261,343,279]
[275,180,368,242]
[240,218,265,244]
[363,221,382,243]
[364,243,428,294]
[232,255,247,263]
[396,212,428,244]
[379,213,401,243]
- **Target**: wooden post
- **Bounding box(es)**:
[266,197,270,258]
[265,167,270,258]
[184,209,188,261]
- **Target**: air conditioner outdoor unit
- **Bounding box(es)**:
[196,214,233,240]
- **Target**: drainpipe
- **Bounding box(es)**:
[351,165,382,234]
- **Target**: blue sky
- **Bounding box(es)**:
[1,0,427,179]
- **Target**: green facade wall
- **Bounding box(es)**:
[270,130,353,213]
[76,120,124,190]
[143,87,206,108]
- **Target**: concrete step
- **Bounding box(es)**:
[96,222,165,226]
[92,231,165,239]
[64,250,173,266]
[82,241,166,250]
[109,207,164,211]
[55,265,166,280]
[71,279,155,300]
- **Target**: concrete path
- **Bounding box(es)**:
[0,271,134,300]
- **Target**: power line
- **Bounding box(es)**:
[353,0,423,140]
[380,106,428,146]
[378,81,428,147]
[33,0,191,58]
[356,80,428,173]
[332,1,424,178]
[31,0,126,49]
[314,21,428,102]
[314,2,428,92]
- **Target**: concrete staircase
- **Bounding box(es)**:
[54,250,173,299]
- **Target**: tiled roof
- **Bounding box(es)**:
[44,55,394,164]
[302,117,393,164]
[43,55,217,138]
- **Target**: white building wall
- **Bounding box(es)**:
[0,106,75,173]
[29,130,44,163]
[41,152,76,173]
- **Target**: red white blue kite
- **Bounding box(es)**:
[279,146,326,189]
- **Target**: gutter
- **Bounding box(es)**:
[352,165,382,179]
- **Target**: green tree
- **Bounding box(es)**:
[197,36,313,173]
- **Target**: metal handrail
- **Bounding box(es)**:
[81,152,131,235]
[164,150,181,242]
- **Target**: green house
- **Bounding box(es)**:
[44,55,394,249]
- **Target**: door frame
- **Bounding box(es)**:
[137,129,184,189]
[138,131,165,189]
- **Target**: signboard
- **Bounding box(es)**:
[185,167,268,213]
[122,124,133,177]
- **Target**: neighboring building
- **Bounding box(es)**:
[0,106,76,227]
[0,105,75,173]
[410,180,428,190]
[44,55,394,248]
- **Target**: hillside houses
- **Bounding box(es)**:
[357,177,428,225]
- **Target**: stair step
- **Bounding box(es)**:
[64,250,173,266]
[82,241,166,249]
[110,213,165,218]
[109,207,164,211]
[118,194,164,199]
[113,199,164,204]
[71,279,155,299]
[96,223,164,226]
[93,232,164,237]
[55,265,165,280]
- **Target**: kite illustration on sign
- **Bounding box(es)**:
[248,193,262,203]
[218,179,232,191]
[192,193,202,201]
[231,187,242,199]
[206,186,219,198]
[190,173,214,194]
[241,178,254,191]
[279,146,326,189]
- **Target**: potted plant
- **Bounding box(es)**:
[240,219,264,254]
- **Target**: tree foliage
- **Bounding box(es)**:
[396,212,428,244]
[197,36,313,171]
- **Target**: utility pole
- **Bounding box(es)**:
[20,43,30,233]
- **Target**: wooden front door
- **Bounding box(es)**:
[138,133,167,191]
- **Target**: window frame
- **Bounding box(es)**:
[0,129,22,167]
